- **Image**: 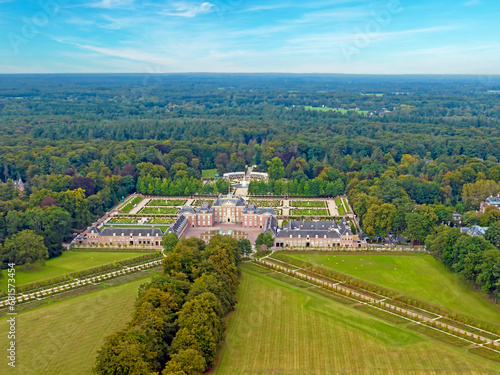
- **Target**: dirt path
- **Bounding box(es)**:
[326,199,339,216]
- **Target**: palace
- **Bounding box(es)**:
[75,194,361,250]
[176,196,277,228]
[78,226,164,248]
[274,218,361,248]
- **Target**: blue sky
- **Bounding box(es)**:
[0,0,499,73]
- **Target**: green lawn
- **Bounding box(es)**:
[291,208,328,215]
[290,200,326,208]
[284,253,500,326]
[211,263,500,374]
[202,169,218,178]
[342,198,350,211]
[119,196,142,213]
[0,251,145,292]
[0,277,149,375]
[335,197,346,214]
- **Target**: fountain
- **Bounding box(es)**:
[241,178,248,187]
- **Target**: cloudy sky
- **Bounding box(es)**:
[0,0,499,74]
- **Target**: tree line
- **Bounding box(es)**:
[93,234,242,375]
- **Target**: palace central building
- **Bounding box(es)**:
[177,196,277,229]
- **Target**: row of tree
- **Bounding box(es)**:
[426,226,500,299]
[136,175,230,197]
[248,178,345,197]
[93,234,241,375]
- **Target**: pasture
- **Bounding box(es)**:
[0,277,149,375]
[284,253,500,326]
[211,263,500,374]
[0,251,145,292]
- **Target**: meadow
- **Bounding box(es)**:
[211,263,500,374]
[284,253,500,326]
[0,251,145,292]
[0,277,149,375]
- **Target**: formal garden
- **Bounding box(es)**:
[290,201,326,207]
[146,199,187,206]
[139,207,179,215]
[248,200,282,207]
[291,208,329,216]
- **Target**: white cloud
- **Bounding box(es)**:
[158,2,214,18]
[89,0,135,9]
[53,38,178,67]
[98,15,130,30]
[464,0,480,6]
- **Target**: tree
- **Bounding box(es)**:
[255,232,274,249]
[162,233,179,252]
[462,180,499,210]
[362,203,396,239]
[162,349,206,375]
[93,328,158,375]
[266,157,285,180]
[2,230,48,269]
[485,221,500,248]
[237,238,252,257]
[403,205,438,244]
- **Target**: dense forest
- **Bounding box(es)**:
[1,74,500,298]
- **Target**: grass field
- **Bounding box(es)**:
[211,263,500,374]
[0,277,149,375]
[202,169,218,178]
[284,253,500,326]
[291,208,328,216]
[290,200,326,208]
[0,251,145,292]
